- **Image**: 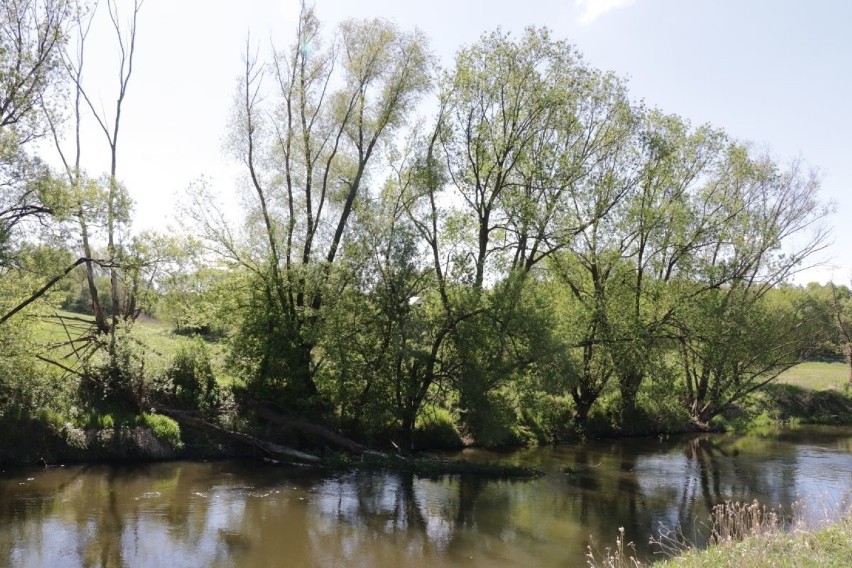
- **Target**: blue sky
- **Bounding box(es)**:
[69,0,851,283]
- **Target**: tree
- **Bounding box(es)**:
[0,0,77,324]
[1,0,72,262]
[0,0,70,136]
[820,283,852,385]
[39,0,143,339]
[439,27,635,290]
[320,189,443,447]
[427,27,638,437]
[219,3,432,403]
[604,111,730,424]
[671,148,828,426]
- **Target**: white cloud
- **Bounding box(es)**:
[575,0,637,25]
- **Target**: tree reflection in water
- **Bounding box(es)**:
[0,426,849,567]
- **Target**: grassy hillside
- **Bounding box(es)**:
[777,361,849,392]
[31,310,229,380]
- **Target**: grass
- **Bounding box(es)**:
[30,309,230,383]
[750,361,852,427]
[588,501,852,568]
[710,361,852,430]
[138,412,184,449]
[778,361,850,392]
[653,515,852,567]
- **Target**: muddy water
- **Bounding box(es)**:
[1,426,850,567]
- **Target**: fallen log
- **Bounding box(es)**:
[245,399,376,456]
[156,407,321,464]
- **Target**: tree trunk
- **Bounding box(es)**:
[618,370,643,429]
[846,343,852,386]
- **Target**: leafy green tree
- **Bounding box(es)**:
[216,3,432,405]
[439,27,635,289]
[0,0,70,263]
[0,0,70,137]
[422,27,637,438]
[605,112,729,424]
[0,0,81,328]
[671,148,828,426]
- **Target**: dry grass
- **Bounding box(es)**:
[586,526,643,568]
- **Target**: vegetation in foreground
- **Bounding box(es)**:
[653,518,852,568]
[589,500,852,568]
[2,1,852,467]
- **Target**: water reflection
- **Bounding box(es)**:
[0,426,849,567]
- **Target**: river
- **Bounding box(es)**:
[1,425,850,567]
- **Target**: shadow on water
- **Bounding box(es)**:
[0,425,849,567]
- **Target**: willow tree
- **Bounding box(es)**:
[398,27,638,439]
[226,4,432,402]
[673,151,828,427]
[439,27,635,290]
[0,0,76,324]
[603,112,730,424]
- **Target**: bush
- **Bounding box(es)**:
[79,330,149,413]
[462,390,534,448]
[160,337,220,413]
[412,405,463,450]
[519,393,574,443]
[139,412,183,449]
[0,364,74,420]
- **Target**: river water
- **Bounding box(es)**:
[1,426,849,567]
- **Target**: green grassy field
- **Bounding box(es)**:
[777,361,850,392]
[31,310,229,378]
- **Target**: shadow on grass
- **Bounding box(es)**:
[761,383,852,425]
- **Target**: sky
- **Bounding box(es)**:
[63,0,852,284]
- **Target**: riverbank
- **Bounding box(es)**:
[0,413,543,478]
[588,504,852,568]
[1,360,848,470]
[1,385,849,469]
[653,514,852,567]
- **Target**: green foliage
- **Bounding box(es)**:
[79,327,149,413]
[157,259,237,337]
[0,313,75,420]
[412,405,463,450]
[675,284,813,425]
[0,5,841,461]
[94,412,116,430]
[160,336,220,413]
[518,393,574,443]
[226,270,322,409]
[138,412,183,449]
[629,363,692,434]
